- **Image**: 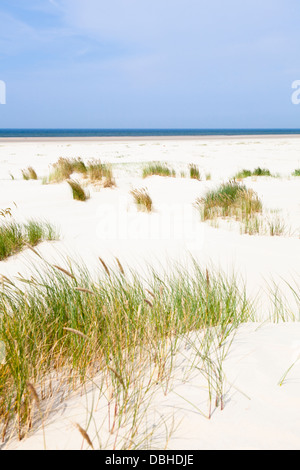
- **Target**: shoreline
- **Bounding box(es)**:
[1,133,300,143]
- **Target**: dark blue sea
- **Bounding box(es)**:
[0,129,300,138]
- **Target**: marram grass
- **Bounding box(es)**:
[0,256,253,441]
[143,163,176,178]
[0,220,58,261]
[130,188,153,212]
[189,164,201,180]
[67,180,90,201]
[22,167,38,181]
[195,180,262,222]
[45,157,116,188]
[234,167,272,179]
[47,157,87,184]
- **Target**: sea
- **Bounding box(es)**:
[0,129,300,138]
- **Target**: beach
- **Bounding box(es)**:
[1,135,300,450]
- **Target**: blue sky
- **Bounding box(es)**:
[0,0,299,128]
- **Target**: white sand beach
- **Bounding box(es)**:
[1,135,300,450]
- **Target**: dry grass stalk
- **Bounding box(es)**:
[75,287,95,295]
[63,327,89,340]
[115,257,125,276]
[108,367,126,390]
[74,423,94,450]
[99,257,111,277]
[24,243,44,259]
[53,265,76,280]
[144,299,153,308]
[27,382,40,408]
[146,289,155,298]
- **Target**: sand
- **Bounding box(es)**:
[1,135,300,450]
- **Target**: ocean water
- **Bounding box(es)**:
[0,129,300,138]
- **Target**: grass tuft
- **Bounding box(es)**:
[0,220,58,261]
[131,188,153,212]
[47,158,87,184]
[67,180,90,201]
[195,180,262,222]
[45,158,116,189]
[143,163,176,178]
[22,167,38,180]
[234,169,252,179]
[189,164,201,180]
[252,167,272,176]
[235,167,272,179]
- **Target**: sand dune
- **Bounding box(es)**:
[1,136,300,450]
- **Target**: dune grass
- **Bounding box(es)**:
[142,163,176,178]
[252,167,272,176]
[85,160,116,187]
[195,180,262,222]
[234,169,252,179]
[67,180,90,201]
[235,167,272,179]
[47,157,87,183]
[0,220,58,261]
[102,165,116,188]
[22,167,38,181]
[196,182,292,238]
[0,208,12,219]
[131,188,153,212]
[189,164,201,180]
[45,158,116,189]
[85,159,103,182]
[0,257,253,442]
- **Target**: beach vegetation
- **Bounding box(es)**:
[0,207,12,219]
[195,180,262,222]
[252,167,272,176]
[234,169,252,179]
[102,165,116,188]
[22,167,38,180]
[234,168,272,179]
[189,164,201,180]
[0,256,253,442]
[85,160,116,187]
[267,217,288,237]
[142,163,176,178]
[86,159,104,182]
[45,158,116,189]
[0,219,58,261]
[46,157,87,184]
[131,188,153,212]
[67,180,90,201]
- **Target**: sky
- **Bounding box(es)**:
[0,0,300,128]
